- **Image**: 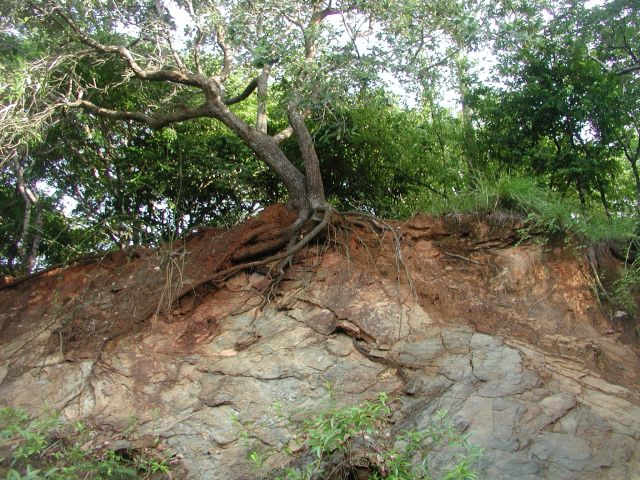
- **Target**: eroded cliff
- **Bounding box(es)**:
[1,213,639,479]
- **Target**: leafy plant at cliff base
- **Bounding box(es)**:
[0,407,173,480]
[251,393,482,480]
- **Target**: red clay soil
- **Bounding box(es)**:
[0,208,638,389]
[0,204,297,359]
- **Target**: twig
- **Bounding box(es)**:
[442,251,482,265]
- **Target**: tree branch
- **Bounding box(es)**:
[271,104,312,144]
[616,64,640,75]
[304,7,341,60]
[588,51,640,76]
[70,99,211,129]
[165,31,187,71]
[215,22,233,83]
[54,6,204,88]
[193,29,205,75]
[311,7,341,24]
[184,0,205,75]
[272,126,294,144]
[223,77,259,106]
[256,65,271,133]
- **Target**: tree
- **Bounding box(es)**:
[284,92,463,215]
[473,38,623,209]
[1,0,477,263]
[466,0,640,217]
[581,0,640,77]
[579,0,640,215]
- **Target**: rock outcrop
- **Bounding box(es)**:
[1,214,639,479]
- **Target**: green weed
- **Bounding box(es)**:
[0,407,172,480]
[246,393,482,480]
[613,258,640,318]
[402,173,636,245]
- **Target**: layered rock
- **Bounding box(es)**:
[1,215,639,479]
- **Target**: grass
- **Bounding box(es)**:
[396,172,640,326]
[0,407,173,480]
[399,173,637,246]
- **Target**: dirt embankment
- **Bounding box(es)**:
[1,210,639,479]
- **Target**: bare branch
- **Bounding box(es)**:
[70,99,211,129]
[616,64,640,75]
[193,29,205,75]
[284,13,305,31]
[621,31,639,65]
[224,77,259,106]
[588,52,611,72]
[589,52,640,76]
[166,31,186,70]
[311,7,341,24]
[272,104,314,143]
[182,0,204,75]
[304,7,342,60]
[272,126,294,144]
[54,7,204,88]
[215,23,233,83]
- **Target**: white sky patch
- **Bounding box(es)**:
[166,1,191,48]
[35,180,56,196]
[36,180,78,215]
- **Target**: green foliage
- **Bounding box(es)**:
[288,92,465,216]
[0,163,119,275]
[613,259,640,318]
[472,37,625,202]
[243,393,481,480]
[403,173,636,245]
[0,407,172,480]
[0,0,639,277]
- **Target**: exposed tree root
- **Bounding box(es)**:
[3,204,414,360]
[171,207,416,320]
[217,206,333,283]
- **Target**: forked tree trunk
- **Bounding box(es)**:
[207,96,327,225]
[288,107,326,212]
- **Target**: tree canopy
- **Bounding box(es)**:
[1,0,640,274]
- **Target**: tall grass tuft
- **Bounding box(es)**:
[399,173,637,245]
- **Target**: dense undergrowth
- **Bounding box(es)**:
[399,173,637,246]
[0,395,480,480]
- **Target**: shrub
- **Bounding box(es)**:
[244,393,482,480]
[0,407,172,480]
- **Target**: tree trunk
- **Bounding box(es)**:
[256,64,271,134]
[627,156,640,217]
[13,158,39,274]
[577,178,586,208]
[598,184,611,219]
[208,98,311,216]
[456,54,478,176]
[288,107,326,211]
[27,205,43,273]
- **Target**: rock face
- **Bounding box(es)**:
[1,214,639,479]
